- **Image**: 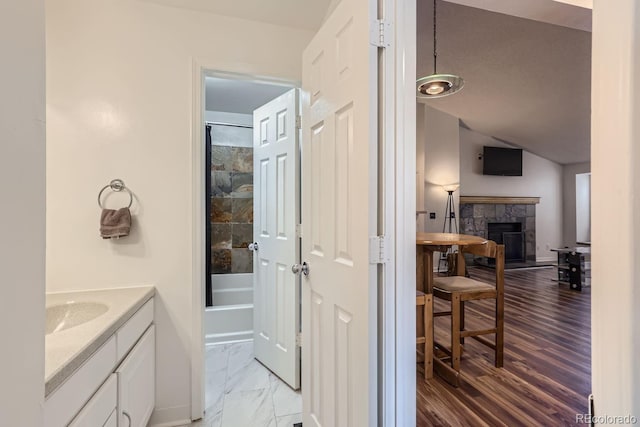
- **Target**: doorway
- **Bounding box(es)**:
[202,74,302,426]
[414,0,592,424]
[189,0,413,424]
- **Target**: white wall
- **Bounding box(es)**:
[416,103,426,230]
[562,162,591,246]
[46,0,313,424]
[591,0,640,418]
[418,105,460,233]
[0,0,46,425]
[460,127,563,261]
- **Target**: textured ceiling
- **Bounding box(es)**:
[419,1,592,164]
[205,77,292,114]
[444,0,592,31]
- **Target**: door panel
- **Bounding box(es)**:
[301,0,378,424]
[253,89,301,389]
[116,325,155,427]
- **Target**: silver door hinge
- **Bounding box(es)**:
[370,19,392,48]
[296,333,302,347]
[295,115,302,130]
[296,224,302,238]
[369,235,390,264]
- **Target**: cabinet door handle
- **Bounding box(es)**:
[123,411,132,427]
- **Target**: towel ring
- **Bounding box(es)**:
[98,179,133,209]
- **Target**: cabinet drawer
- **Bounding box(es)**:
[44,336,117,427]
[69,374,117,427]
[117,298,154,361]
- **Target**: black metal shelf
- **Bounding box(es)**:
[550,247,590,291]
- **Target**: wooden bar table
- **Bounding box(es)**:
[416,232,487,384]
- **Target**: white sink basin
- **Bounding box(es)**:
[46,302,109,335]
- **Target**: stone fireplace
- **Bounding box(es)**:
[459,196,539,264]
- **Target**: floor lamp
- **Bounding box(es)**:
[439,184,459,272]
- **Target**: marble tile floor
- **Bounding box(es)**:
[179,341,302,427]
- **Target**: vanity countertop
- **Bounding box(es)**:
[45,286,155,397]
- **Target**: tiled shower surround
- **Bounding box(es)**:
[210,124,254,274]
[460,202,536,262]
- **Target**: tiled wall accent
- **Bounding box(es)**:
[210,125,254,274]
[460,203,536,262]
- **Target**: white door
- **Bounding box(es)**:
[301,0,379,424]
[252,89,301,389]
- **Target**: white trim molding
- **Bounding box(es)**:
[591,0,640,419]
[392,0,417,425]
[190,58,206,421]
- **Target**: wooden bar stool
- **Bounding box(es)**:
[416,290,433,379]
[432,241,505,373]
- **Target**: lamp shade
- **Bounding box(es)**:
[442,184,459,193]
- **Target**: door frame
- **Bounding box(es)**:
[371,0,418,424]
[190,64,299,419]
[387,0,418,425]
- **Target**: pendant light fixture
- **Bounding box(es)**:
[417,0,464,99]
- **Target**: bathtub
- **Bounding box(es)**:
[205,273,253,345]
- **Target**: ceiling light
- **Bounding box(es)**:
[417,75,464,98]
[417,0,464,99]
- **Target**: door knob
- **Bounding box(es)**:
[291,262,309,276]
[248,242,259,251]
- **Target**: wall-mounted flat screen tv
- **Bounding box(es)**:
[483,146,523,176]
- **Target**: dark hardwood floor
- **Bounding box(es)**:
[417,266,591,427]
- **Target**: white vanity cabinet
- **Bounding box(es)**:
[45,297,155,427]
[116,325,155,427]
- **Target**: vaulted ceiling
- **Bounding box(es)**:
[420,1,592,164]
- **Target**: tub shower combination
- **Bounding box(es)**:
[206,122,254,345]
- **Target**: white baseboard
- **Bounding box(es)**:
[149,404,192,427]
[536,256,556,262]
